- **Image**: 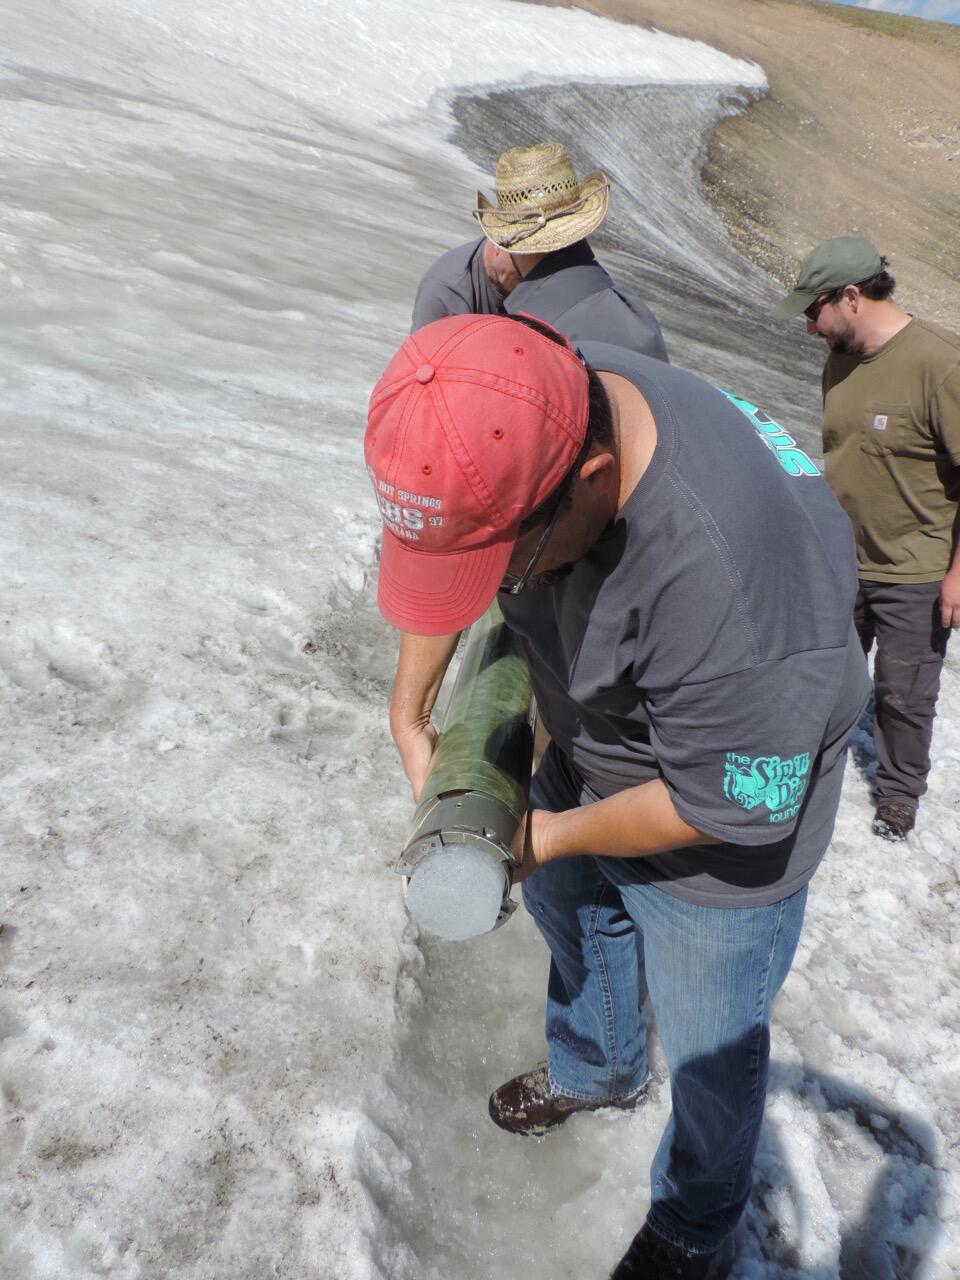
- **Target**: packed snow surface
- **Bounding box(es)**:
[1,2,957,1279]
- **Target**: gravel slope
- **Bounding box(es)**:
[529,0,960,327]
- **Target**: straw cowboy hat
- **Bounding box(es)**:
[474,141,609,254]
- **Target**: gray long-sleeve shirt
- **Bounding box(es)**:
[411,238,504,330]
[411,237,668,362]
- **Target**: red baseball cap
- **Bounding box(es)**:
[365,314,589,635]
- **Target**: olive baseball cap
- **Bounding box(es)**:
[773,235,883,318]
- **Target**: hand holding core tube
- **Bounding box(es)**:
[397,602,536,940]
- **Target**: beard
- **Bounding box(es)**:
[827,319,861,356]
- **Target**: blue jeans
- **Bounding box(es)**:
[522,747,808,1255]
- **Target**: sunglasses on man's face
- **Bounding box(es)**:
[803,291,840,323]
[499,495,566,596]
[499,433,593,596]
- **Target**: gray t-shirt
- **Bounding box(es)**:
[411,238,504,331]
[500,345,870,907]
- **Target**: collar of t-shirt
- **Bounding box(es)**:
[827,315,917,372]
[520,238,596,283]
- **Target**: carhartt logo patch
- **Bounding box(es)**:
[723,752,812,824]
[873,414,888,431]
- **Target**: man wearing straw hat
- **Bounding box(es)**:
[366,312,868,1277]
[412,141,669,362]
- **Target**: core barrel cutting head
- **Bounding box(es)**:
[398,789,520,941]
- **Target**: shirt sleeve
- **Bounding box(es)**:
[644,648,852,845]
[564,291,670,363]
[610,289,670,363]
[411,279,470,331]
[933,363,960,467]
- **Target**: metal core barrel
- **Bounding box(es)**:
[398,601,536,940]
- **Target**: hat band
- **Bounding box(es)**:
[495,176,579,209]
[486,189,597,249]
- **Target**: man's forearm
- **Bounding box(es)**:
[390,629,461,739]
[389,629,461,799]
[534,776,719,865]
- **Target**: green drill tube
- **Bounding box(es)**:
[398,601,537,938]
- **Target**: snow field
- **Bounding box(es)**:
[1,0,958,1278]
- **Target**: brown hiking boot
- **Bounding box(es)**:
[872,802,915,842]
[488,1063,647,1137]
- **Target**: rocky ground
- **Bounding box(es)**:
[529,0,960,327]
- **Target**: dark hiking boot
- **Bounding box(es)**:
[610,1222,730,1280]
[488,1063,647,1137]
[872,802,916,841]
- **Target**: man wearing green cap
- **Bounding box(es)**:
[776,235,960,840]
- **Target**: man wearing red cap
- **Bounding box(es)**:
[366,314,869,1279]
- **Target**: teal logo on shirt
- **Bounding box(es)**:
[719,390,820,477]
[723,752,812,824]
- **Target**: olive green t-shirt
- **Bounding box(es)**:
[822,318,960,583]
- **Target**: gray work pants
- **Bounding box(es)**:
[855,579,950,810]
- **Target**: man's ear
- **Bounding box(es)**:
[579,451,615,484]
[841,284,861,312]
